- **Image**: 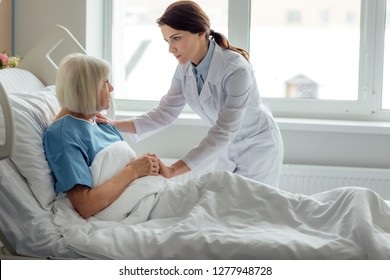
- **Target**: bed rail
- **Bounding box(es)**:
[0,83,15,160]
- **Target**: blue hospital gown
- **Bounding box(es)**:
[43,115,123,193]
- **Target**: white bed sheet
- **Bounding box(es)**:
[2,151,390,259]
[0,159,82,259]
[52,169,390,260]
[50,140,390,260]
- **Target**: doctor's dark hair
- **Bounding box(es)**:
[56,53,111,115]
[156,0,249,61]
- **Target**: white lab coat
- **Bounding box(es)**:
[132,44,284,186]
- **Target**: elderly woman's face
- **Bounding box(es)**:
[99,79,114,110]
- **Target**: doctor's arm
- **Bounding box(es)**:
[97,68,186,137]
[158,159,191,179]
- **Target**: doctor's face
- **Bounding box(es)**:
[160,25,206,65]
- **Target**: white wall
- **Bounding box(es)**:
[0,0,13,54]
[13,0,390,169]
[14,0,103,57]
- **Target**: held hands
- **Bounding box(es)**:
[127,154,190,179]
[128,153,175,179]
[127,153,160,178]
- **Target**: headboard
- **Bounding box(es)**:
[16,24,86,86]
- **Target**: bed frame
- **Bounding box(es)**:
[0,82,14,161]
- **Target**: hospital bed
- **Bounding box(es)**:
[1,25,390,260]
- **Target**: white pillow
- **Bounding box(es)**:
[0,86,60,209]
[0,68,45,94]
[90,141,137,186]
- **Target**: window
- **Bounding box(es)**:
[286,11,302,23]
[108,0,390,121]
[251,0,361,102]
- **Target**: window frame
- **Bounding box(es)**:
[107,0,390,121]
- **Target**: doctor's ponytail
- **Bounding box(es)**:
[209,29,249,62]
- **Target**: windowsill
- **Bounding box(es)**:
[116,110,207,126]
[276,118,390,135]
[115,110,390,135]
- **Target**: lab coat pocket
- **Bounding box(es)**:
[200,83,224,109]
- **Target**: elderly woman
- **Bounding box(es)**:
[43,53,160,219]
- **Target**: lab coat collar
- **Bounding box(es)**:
[182,43,225,103]
[205,43,224,82]
[199,44,224,103]
[192,41,215,81]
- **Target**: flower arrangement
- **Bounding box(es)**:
[0,52,21,69]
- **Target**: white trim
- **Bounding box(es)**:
[228,0,250,50]
[85,0,104,57]
[276,117,390,135]
[371,0,387,114]
[102,0,113,63]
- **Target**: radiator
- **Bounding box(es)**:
[164,160,390,200]
[279,164,390,200]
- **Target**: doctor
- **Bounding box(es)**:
[99,0,284,186]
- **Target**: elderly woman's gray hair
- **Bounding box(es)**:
[56,53,111,115]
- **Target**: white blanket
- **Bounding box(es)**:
[89,141,168,222]
[54,141,168,223]
[53,148,390,259]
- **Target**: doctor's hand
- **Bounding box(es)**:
[158,159,191,179]
[95,112,136,133]
[95,112,115,125]
[158,159,174,179]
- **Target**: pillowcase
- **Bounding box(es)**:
[0,68,45,94]
[0,86,60,209]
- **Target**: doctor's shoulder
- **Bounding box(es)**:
[219,47,251,70]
